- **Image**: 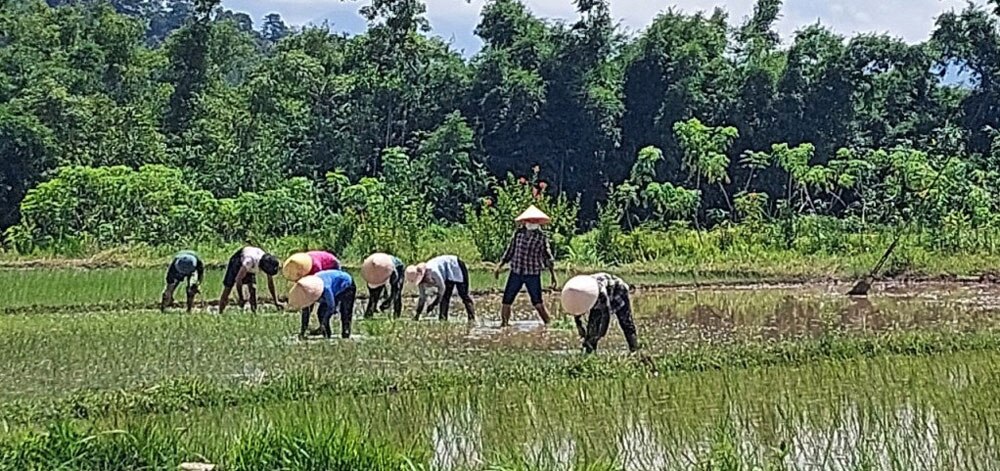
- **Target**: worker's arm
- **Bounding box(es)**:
[267,275,281,309]
[574,315,587,338]
[425,276,445,313]
[415,285,430,319]
[494,234,517,278]
[545,237,557,289]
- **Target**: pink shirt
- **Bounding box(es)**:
[307,251,339,275]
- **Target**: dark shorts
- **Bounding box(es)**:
[502,273,543,305]
[223,248,254,288]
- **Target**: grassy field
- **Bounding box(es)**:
[0,265,826,311]
[0,278,999,469]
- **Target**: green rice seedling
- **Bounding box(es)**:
[44,350,995,470]
[0,283,998,469]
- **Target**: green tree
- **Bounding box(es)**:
[673,118,739,215]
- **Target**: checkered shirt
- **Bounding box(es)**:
[591,273,630,315]
[500,229,554,275]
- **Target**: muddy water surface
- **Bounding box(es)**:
[459,282,1000,353]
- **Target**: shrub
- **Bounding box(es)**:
[465,170,579,262]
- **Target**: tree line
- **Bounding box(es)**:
[2,0,1000,254]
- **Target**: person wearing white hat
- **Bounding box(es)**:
[361,253,406,318]
[406,255,475,321]
[561,273,640,353]
[494,205,557,327]
[288,269,357,338]
[161,250,205,313]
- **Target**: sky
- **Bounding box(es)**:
[222,0,988,56]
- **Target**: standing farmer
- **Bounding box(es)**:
[288,270,357,339]
[161,250,205,313]
[494,205,557,326]
[282,250,341,282]
[218,246,281,314]
[361,253,405,318]
[406,255,475,321]
[561,273,640,353]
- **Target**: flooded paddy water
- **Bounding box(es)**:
[3,280,1000,469]
[110,350,1000,470]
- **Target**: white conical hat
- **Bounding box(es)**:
[405,263,426,285]
[515,205,551,224]
[362,253,395,288]
[561,275,600,315]
[282,253,313,281]
[288,275,324,310]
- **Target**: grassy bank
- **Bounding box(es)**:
[3,224,999,280]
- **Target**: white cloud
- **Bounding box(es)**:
[223,0,988,51]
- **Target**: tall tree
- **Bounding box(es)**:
[163,0,220,133]
[932,4,1000,154]
[261,13,290,44]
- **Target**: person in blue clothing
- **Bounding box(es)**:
[288,270,357,339]
[161,250,205,313]
[361,252,405,318]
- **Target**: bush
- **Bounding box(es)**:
[465,171,579,262]
[7,165,325,253]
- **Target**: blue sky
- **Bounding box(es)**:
[223,0,988,55]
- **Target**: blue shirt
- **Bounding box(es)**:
[316,270,353,309]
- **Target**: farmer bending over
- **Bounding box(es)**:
[161,250,205,313]
[288,270,357,339]
[561,273,640,353]
[406,255,475,321]
[361,253,405,318]
[218,246,281,314]
[281,250,341,282]
[494,205,558,326]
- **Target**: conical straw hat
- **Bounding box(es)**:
[515,205,551,224]
[288,275,324,310]
[282,253,313,281]
[561,275,600,315]
[362,253,395,288]
[405,263,426,285]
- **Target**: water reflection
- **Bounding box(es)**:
[458,283,1000,354]
[413,391,993,470]
[432,401,482,471]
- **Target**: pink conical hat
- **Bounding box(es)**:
[362,253,395,288]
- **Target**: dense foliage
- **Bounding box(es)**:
[3,0,1000,260]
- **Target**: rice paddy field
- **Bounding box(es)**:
[1,266,999,470]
